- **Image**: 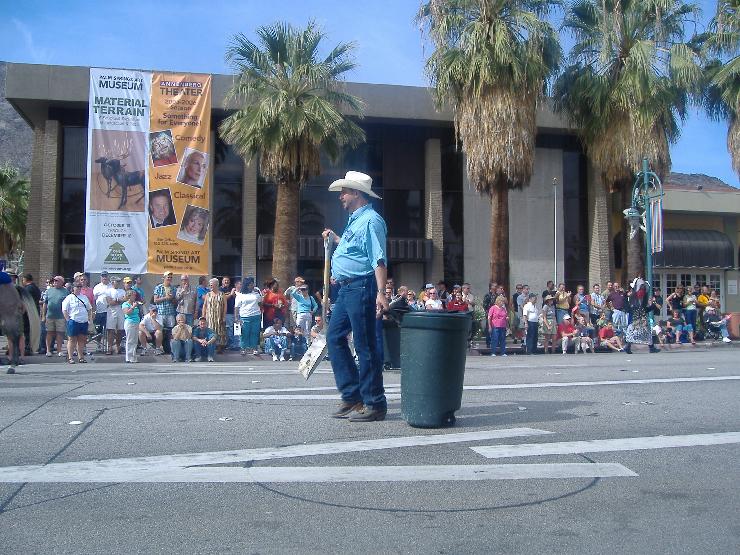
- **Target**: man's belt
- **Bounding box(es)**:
[337,273,374,287]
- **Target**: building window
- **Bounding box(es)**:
[709,274,721,294]
[441,136,463,284]
[562,149,588,290]
[680,273,692,287]
[665,273,677,294]
[59,126,87,279]
[211,137,243,278]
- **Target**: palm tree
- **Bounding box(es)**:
[418,0,561,289]
[553,0,703,279]
[220,21,365,285]
[0,165,29,257]
[701,0,739,177]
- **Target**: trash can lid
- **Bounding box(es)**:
[401,310,472,331]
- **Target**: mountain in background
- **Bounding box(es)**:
[0,62,32,177]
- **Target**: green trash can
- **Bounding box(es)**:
[400,311,472,428]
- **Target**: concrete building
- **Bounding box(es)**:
[4,62,740,311]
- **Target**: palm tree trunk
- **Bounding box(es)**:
[489,184,509,291]
[272,182,300,286]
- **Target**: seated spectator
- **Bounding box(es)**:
[170,313,193,362]
[574,314,595,353]
[424,288,443,311]
[667,309,687,344]
[310,315,324,342]
[558,314,577,354]
[598,321,624,352]
[703,301,732,343]
[447,291,469,312]
[264,317,290,361]
[192,317,217,362]
[290,326,308,360]
[138,306,164,355]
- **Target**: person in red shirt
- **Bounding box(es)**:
[261,278,288,329]
[446,291,469,312]
[598,321,624,352]
[557,314,577,354]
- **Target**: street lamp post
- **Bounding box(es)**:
[622,158,664,329]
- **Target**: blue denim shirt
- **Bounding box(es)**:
[331,204,387,280]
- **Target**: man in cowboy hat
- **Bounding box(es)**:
[322,171,389,422]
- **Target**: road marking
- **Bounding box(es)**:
[71,375,740,401]
[0,463,635,483]
[471,431,740,459]
[0,428,553,483]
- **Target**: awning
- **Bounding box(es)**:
[653,229,735,269]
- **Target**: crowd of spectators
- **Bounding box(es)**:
[3,269,734,365]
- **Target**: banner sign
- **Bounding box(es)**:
[85,68,152,274]
[147,73,212,275]
[84,68,211,275]
[650,198,663,254]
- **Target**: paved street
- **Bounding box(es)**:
[1,348,739,554]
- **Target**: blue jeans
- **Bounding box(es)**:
[264,336,287,356]
[525,321,539,353]
[291,337,308,359]
[193,341,215,359]
[225,313,239,349]
[327,274,386,410]
[556,308,568,324]
[491,327,506,355]
[240,314,261,350]
[171,339,193,361]
[684,309,697,332]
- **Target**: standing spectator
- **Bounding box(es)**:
[42,276,67,357]
[153,271,178,330]
[75,273,95,305]
[555,283,571,324]
[170,313,194,362]
[682,287,698,345]
[573,285,590,317]
[558,314,577,354]
[61,282,93,363]
[607,283,628,333]
[666,285,685,316]
[235,277,262,356]
[220,276,238,350]
[437,281,451,308]
[139,306,164,355]
[21,273,41,356]
[515,285,529,343]
[175,274,198,325]
[522,293,539,354]
[92,272,111,351]
[512,284,523,309]
[488,295,508,357]
[406,290,422,311]
[424,287,443,311]
[263,317,290,361]
[122,276,135,301]
[196,276,209,317]
[447,291,469,312]
[202,278,227,352]
[541,281,556,306]
[589,284,605,326]
[262,278,288,329]
[132,275,146,303]
[483,282,498,347]
[540,295,558,354]
[121,290,143,363]
[105,277,126,355]
[291,284,319,338]
[284,276,305,331]
[192,317,217,362]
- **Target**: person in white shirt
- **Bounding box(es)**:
[62,283,92,363]
[105,277,126,355]
[92,272,111,351]
[234,277,263,356]
[139,306,164,354]
[424,288,443,311]
[522,292,539,354]
[263,317,290,361]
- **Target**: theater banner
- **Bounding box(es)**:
[147,73,212,275]
[84,67,152,274]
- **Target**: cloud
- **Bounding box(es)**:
[12,18,53,64]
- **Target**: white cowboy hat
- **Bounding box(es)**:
[328,171,381,199]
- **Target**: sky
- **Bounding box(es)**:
[0,0,736,186]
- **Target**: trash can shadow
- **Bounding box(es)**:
[400,311,472,428]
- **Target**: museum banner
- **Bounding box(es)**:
[147,73,212,275]
[84,67,152,274]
